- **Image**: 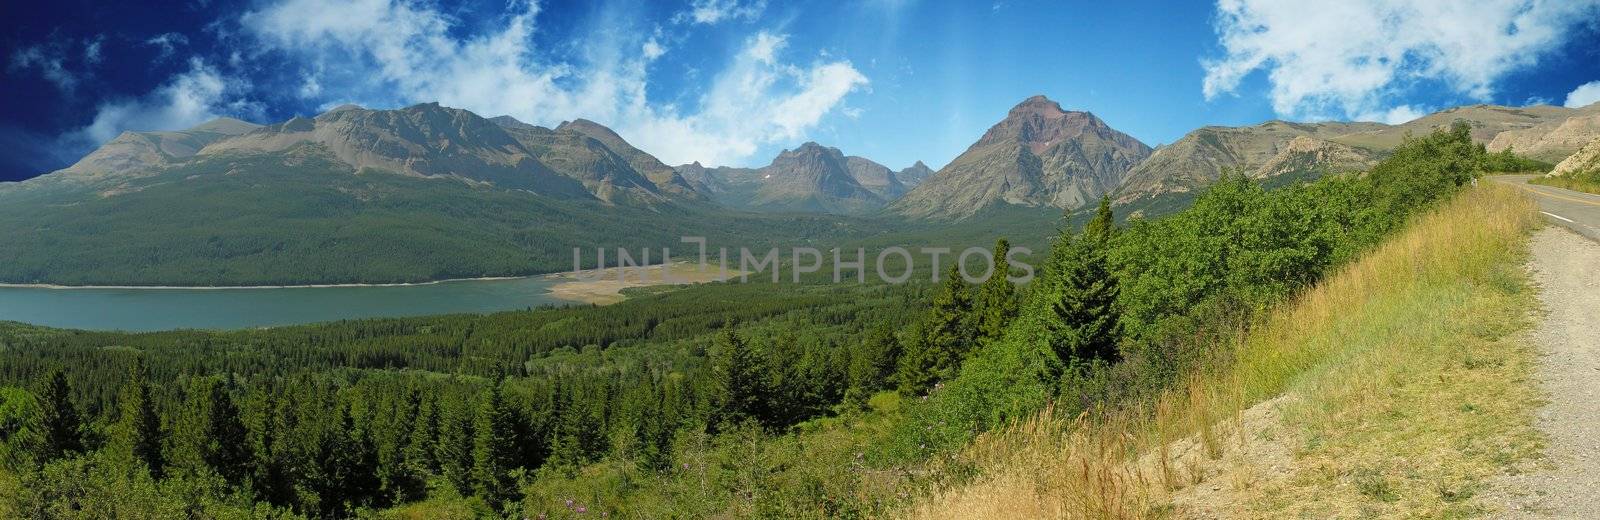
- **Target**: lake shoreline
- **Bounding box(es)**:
[0,262,744,306]
[0,275,533,291]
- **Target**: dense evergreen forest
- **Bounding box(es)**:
[0,124,1514,518]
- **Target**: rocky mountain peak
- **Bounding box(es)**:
[1009,95,1067,117]
[978,95,1118,155]
[890,95,1151,220]
[556,118,623,140]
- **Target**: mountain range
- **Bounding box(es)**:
[4,94,1598,285]
[674,142,928,214]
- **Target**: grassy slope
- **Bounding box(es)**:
[907,184,1543,518]
[1530,174,1600,195]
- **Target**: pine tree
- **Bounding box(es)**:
[708,326,773,430]
[632,383,677,472]
[34,369,81,462]
[0,387,45,469]
[974,238,1020,341]
[896,266,975,393]
[173,379,252,482]
[847,323,901,400]
[373,389,426,503]
[322,404,381,516]
[472,381,521,508]
[436,396,476,495]
[406,395,439,470]
[247,390,292,506]
[1046,196,1122,366]
[111,359,165,479]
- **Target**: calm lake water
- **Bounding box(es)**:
[0,277,570,332]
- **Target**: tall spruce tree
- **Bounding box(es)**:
[111,359,165,478]
[436,396,477,496]
[974,238,1020,341]
[405,394,439,475]
[323,404,381,516]
[708,326,773,430]
[847,323,901,399]
[173,379,251,482]
[472,381,521,508]
[35,369,81,462]
[896,266,976,393]
[1047,196,1122,365]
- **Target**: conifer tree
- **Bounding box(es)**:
[708,326,773,430]
[0,387,45,469]
[847,323,901,399]
[111,359,165,478]
[1047,196,1122,365]
[974,238,1019,341]
[194,379,251,483]
[436,396,476,495]
[896,266,975,393]
[472,381,520,508]
[405,393,439,474]
[35,369,81,462]
[323,404,380,516]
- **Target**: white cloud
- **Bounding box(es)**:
[1363,105,1428,125]
[676,0,766,25]
[1203,0,1600,121]
[1566,81,1600,108]
[241,0,868,166]
[746,32,784,64]
[67,58,231,146]
[641,39,665,61]
[145,32,190,62]
[83,36,104,65]
[298,73,322,98]
[10,43,79,93]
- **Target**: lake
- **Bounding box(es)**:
[0,277,572,332]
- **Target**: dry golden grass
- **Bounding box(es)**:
[906,184,1543,519]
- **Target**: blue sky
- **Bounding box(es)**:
[3,0,1599,182]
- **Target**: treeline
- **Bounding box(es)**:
[0,124,1526,518]
[0,281,924,518]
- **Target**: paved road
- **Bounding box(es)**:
[1492,174,1600,242]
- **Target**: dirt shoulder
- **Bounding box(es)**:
[1484,227,1600,518]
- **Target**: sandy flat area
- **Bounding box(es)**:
[544,262,747,305]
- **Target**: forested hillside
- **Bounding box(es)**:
[0,124,1524,518]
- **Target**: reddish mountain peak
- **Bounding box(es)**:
[978,95,1111,154]
[1008,95,1069,118]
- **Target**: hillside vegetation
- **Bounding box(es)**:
[0,124,1537,518]
[909,182,1541,518]
[1532,137,1600,194]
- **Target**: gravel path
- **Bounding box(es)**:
[1488,227,1600,518]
